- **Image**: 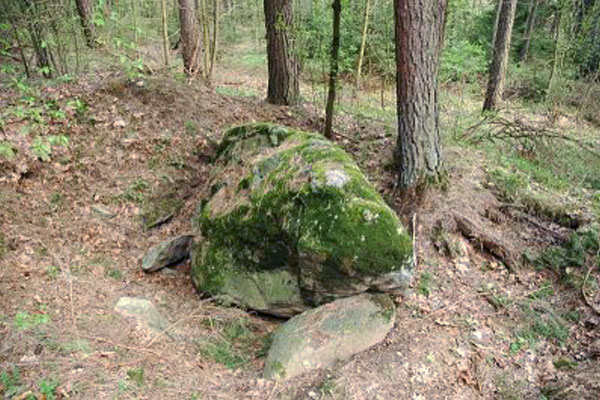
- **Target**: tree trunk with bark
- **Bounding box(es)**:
[355,0,372,90]
[160,0,170,66]
[75,0,96,48]
[178,0,201,76]
[264,0,300,105]
[483,0,517,112]
[518,0,538,62]
[324,0,341,140]
[394,0,447,189]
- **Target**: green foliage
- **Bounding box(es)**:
[536,227,600,281]
[440,40,487,83]
[118,178,150,203]
[0,367,24,398]
[417,271,433,297]
[39,378,59,400]
[196,318,256,370]
[31,136,52,161]
[0,141,16,159]
[294,0,395,78]
[510,303,569,353]
[126,367,145,386]
[14,307,51,330]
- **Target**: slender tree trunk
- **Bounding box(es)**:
[492,0,502,47]
[12,24,31,78]
[75,0,97,48]
[394,0,447,189]
[483,0,517,112]
[355,0,372,90]
[21,1,52,78]
[209,0,219,80]
[133,0,139,51]
[518,0,538,62]
[264,0,300,105]
[324,0,341,139]
[548,8,566,100]
[160,0,171,66]
[200,0,210,77]
[178,0,201,76]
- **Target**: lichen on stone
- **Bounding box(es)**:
[191,123,414,316]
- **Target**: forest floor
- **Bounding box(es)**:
[2,42,600,400]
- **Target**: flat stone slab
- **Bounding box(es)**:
[114,297,168,334]
[263,293,396,380]
[141,234,194,272]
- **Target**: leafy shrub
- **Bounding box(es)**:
[440,40,487,83]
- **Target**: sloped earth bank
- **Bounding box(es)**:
[1,72,599,399]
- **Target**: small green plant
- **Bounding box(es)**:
[14,307,51,330]
[39,378,59,400]
[67,98,88,118]
[1,367,24,398]
[105,267,123,280]
[185,120,199,135]
[553,357,577,370]
[0,141,16,159]
[126,367,145,387]
[46,265,61,279]
[417,271,433,297]
[319,373,337,397]
[119,178,150,203]
[196,318,255,370]
[48,135,69,147]
[31,136,52,161]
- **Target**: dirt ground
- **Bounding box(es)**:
[1,51,600,399]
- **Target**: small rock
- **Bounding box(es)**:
[141,235,194,272]
[263,294,396,380]
[92,204,115,219]
[114,297,168,334]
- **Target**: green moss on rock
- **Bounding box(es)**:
[191,123,413,316]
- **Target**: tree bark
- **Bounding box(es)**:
[75,0,97,48]
[394,0,447,189]
[492,0,502,48]
[483,0,517,112]
[178,0,201,76]
[324,0,341,140]
[355,0,372,90]
[160,0,171,66]
[264,0,300,105]
[209,0,219,80]
[518,0,538,62]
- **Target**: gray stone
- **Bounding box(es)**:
[191,123,413,317]
[263,293,396,380]
[141,235,193,272]
[114,297,168,334]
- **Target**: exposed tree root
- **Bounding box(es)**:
[453,213,518,271]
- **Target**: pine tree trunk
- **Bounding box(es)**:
[209,0,219,80]
[264,0,300,105]
[178,0,201,76]
[324,0,341,140]
[394,0,447,189]
[75,0,97,48]
[518,0,538,62]
[200,0,210,77]
[355,0,372,90]
[483,0,517,112]
[160,0,171,66]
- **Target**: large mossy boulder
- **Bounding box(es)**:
[191,123,413,317]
